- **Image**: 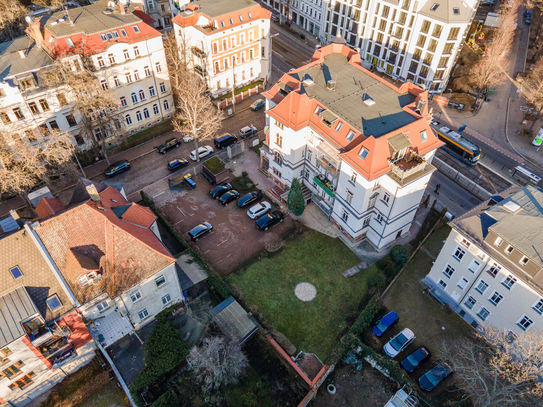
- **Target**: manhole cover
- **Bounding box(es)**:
[295,282,317,302]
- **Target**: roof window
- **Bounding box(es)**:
[335,122,343,132]
[239,15,243,22]
[132,25,140,33]
[9,266,23,280]
[503,201,521,213]
[229,18,234,25]
[359,147,369,160]
[314,106,324,116]
[120,28,128,37]
[346,130,356,142]
[66,37,74,48]
[221,21,225,28]
[248,12,252,19]
[453,7,459,14]
[430,3,439,11]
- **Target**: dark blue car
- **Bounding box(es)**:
[372,311,399,337]
[237,190,263,208]
[401,346,431,373]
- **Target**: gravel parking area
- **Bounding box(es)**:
[160,173,295,275]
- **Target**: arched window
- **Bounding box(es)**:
[100,78,108,90]
[125,114,132,125]
[143,108,150,119]
[136,111,143,122]
[139,89,145,101]
[163,99,170,111]
[131,92,138,104]
[153,104,159,115]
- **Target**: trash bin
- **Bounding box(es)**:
[300,33,305,40]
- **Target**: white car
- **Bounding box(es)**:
[247,202,272,219]
[190,146,213,161]
[383,328,415,358]
[532,127,543,146]
[183,134,194,143]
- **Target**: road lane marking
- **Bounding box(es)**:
[176,206,186,216]
[217,239,229,247]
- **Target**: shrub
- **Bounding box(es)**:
[390,245,410,269]
[231,176,254,191]
[287,178,305,216]
[207,271,232,300]
[242,393,258,407]
[356,343,413,388]
[378,257,398,279]
[242,171,248,177]
[368,273,387,291]
[271,330,296,356]
[151,391,180,407]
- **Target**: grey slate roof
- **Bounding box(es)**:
[292,53,417,137]
[419,0,473,24]
[181,0,256,18]
[40,1,141,36]
[69,178,108,205]
[0,36,53,79]
[0,287,39,348]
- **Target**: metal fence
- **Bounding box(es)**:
[432,157,492,200]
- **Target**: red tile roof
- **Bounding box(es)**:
[35,187,174,304]
[132,8,156,26]
[36,197,64,220]
[120,204,156,228]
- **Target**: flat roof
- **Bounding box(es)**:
[0,287,39,348]
[181,0,257,18]
[292,53,417,137]
[210,297,257,344]
[419,0,473,24]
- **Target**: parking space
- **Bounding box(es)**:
[160,172,295,275]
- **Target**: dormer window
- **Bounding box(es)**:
[277,82,292,96]
[229,18,234,25]
[66,38,74,48]
[359,147,369,160]
[132,25,140,34]
[346,130,356,142]
[248,12,252,19]
[239,15,243,22]
[321,110,338,128]
[221,21,225,28]
[335,122,343,132]
[430,3,439,11]
[78,271,97,287]
[314,106,324,116]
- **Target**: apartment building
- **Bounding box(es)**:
[424,186,543,336]
[0,226,94,406]
[261,43,443,249]
[268,0,476,92]
[290,0,327,38]
[0,36,84,148]
[140,0,173,29]
[26,0,174,148]
[172,0,271,97]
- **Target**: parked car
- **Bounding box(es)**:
[419,361,454,391]
[188,222,212,241]
[247,202,272,219]
[401,346,431,373]
[372,311,399,337]
[383,328,415,358]
[237,191,263,208]
[104,160,130,177]
[190,146,213,161]
[250,99,265,111]
[533,127,543,146]
[157,137,181,154]
[183,134,194,143]
[239,125,258,138]
[271,15,279,22]
[214,134,238,150]
[167,159,189,171]
[219,190,240,205]
[209,183,232,199]
[256,210,284,230]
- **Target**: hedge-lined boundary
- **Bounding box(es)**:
[140,191,232,301]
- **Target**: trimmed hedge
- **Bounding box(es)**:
[326,295,382,365]
[129,319,189,406]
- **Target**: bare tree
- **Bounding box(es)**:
[40,57,122,164]
[522,55,543,129]
[187,336,248,393]
[439,326,543,407]
[0,0,27,42]
[163,31,189,99]
[172,72,223,162]
[470,0,520,91]
[0,129,77,211]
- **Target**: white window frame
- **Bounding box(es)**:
[501,275,517,290]
[149,86,156,97]
[46,294,62,311]
[96,300,109,313]
[477,306,491,321]
[487,263,501,278]
[442,264,455,278]
[130,290,142,303]
[162,294,172,305]
[488,290,503,307]
[438,279,447,289]
[453,246,465,261]
[155,275,166,288]
[520,256,529,266]
[138,308,149,321]
[459,238,471,248]
[517,314,534,331]
[505,245,514,255]
[532,298,543,314]
[495,236,504,247]
[475,279,489,294]
[464,295,477,310]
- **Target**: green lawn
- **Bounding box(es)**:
[230,230,375,360]
[78,382,128,407]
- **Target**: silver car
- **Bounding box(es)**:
[247,202,272,219]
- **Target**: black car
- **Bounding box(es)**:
[188,222,212,241]
[209,183,232,199]
[419,361,454,391]
[401,346,431,373]
[219,190,239,205]
[157,137,181,154]
[525,10,532,24]
[237,190,263,208]
[104,160,130,177]
[256,210,284,230]
[167,159,189,171]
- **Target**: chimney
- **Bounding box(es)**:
[416,99,427,113]
[326,80,336,90]
[119,4,126,14]
[27,20,44,47]
[86,184,101,203]
[18,49,26,59]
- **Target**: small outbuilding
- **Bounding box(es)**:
[210,296,257,345]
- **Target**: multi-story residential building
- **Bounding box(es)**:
[290,0,327,38]
[261,43,443,249]
[268,0,476,92]
[31,179,184,341]
[172,0,271,97]
[424,186,543,337]
[0,36,85,148]
[0,225,95,405]
[139,0,173,30]
[26,0,174,148]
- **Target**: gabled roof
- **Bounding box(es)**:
[36,197,64,220]
[0,36,53,79]
[35,186,174,304]
[119,204,156,228]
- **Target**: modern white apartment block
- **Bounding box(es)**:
[261,43,443,249]
[290,0,327,38]
[424,186,543,336]
[25,0,174,148]
[172,0,271,97]
[268,0,477,92]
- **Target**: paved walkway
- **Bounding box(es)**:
[297,204,340,238]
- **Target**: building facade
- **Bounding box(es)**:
[424,186,543,337]
[267,0,477,92]
[26,0,174,148]
[261,43,443,249]
[290,0,327,38]
[172,0,271,97]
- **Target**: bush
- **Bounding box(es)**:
[242,393,258,407]
[356,343,413,388]
[231,176,254,191]
[151,391,180,407]
[390,245,410,270]
[207,271,232,300]
[367,273,386,291]
[377,257,397,279]
[242,171,248,177]
[271,330,296,356]
[287,178,305,216]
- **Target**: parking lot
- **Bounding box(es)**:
[160,170,295,276]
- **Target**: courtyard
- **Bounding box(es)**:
[229,229,377,360]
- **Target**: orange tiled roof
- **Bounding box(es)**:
[36,197,64,220]
[120,204,157,228]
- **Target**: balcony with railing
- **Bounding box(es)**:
[316,142,341,178]
[387,148,436,186]
[192,46,206,58]
[314,174,336,197]
[23,315,76,366]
